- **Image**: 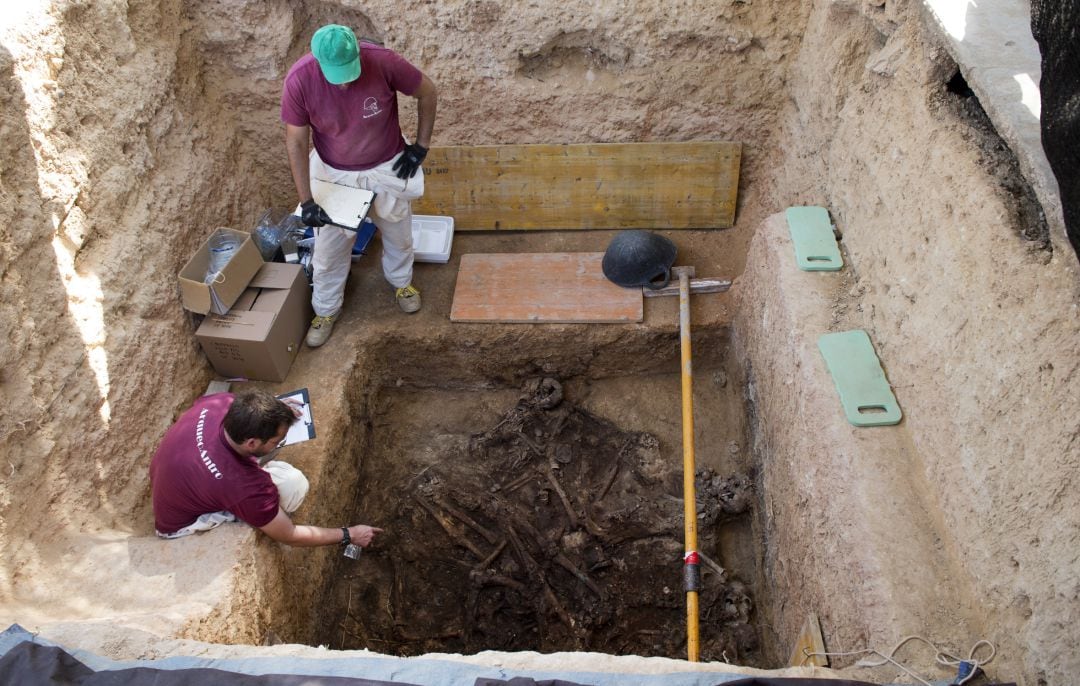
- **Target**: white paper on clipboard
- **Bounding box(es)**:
[276,388,316,445]
[310,178,375,230]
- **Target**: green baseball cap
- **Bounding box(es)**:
[311,25,361,84]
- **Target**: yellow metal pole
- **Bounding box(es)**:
[677,267,701,662]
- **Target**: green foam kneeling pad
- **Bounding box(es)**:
[785,206,843,271]
[818,330,902,426]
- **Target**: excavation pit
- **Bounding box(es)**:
[313,327,768,665]
[3,2,1078,683]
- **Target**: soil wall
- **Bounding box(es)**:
[739,1,1080,684]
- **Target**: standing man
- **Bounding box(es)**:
[150,389,382,549]
[281,24,438,347]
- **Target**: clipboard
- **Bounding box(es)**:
[276,387,316,445]
[311,178,375,230]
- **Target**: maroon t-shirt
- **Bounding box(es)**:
[150,394,279,534]
[281,44,423,170]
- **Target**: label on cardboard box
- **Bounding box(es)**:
[196,263,312,382]
[178,228,264,315]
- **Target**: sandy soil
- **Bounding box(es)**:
[1,1,1078,685]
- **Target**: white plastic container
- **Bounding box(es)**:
[411,215,454,263]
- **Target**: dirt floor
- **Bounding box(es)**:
[2,1,1080,685]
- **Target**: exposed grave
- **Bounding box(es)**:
[316,353,762,664]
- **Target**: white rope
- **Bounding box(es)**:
[802,634,996,686]
[802,645,933,686]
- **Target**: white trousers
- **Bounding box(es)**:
[156,460,310,539]
[310,149,424,316]
[263,460,310,514]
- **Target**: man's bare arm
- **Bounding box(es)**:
[259,508,383,547]
[412,74,437,149]
[285,123,314,204]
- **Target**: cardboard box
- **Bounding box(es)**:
[178,228,264,315]
[195,263,312,382]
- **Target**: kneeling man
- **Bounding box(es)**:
[151,389,380,549]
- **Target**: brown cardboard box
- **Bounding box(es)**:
[178,228,264,315]
[195,263,312,382]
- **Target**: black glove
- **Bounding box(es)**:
[393,143,428,179]
[300,199,332,228]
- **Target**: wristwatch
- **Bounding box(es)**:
[340,527,351,546]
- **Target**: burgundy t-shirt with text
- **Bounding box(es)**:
[150,393,279,534]
[280,43,423,170]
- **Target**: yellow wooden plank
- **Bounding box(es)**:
[788,613,829,667]
[450,253,642,323]
[415,142,741,231]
